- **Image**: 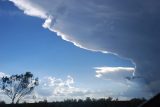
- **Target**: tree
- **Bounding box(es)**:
[0,72,39,103]
[106,97,113,101]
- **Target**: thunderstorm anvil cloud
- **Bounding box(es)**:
[9,0,160,95]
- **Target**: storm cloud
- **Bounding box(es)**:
[9,0,160,95]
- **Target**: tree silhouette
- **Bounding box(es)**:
[0,72,39,103]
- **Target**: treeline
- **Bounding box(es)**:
[0,97,146,107]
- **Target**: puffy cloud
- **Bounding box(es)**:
[9,0,160,95]
[0,71,152,102]
[0,72,89,102]
[36,75,147,101]
[0,72,7,78]
[95,67,135,80]
[36,75,89,101]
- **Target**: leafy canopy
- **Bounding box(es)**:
[0,72,39,103]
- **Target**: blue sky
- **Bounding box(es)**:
[0,1,133,80]
[0,0,159,103]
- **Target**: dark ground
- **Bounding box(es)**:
[0,98,145,107]
[0,93,160,107]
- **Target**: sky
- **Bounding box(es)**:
[0,0,160,103]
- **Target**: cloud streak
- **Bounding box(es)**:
[95,67,135,79]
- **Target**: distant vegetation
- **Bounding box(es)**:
[0,97,146,107]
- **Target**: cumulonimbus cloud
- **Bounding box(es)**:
[9,0,160,95]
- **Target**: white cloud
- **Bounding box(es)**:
[95,67,135,80]
[0,72,89,102]
[94,67,152,99]
[9,0,47,18]
[36,75,143,101]
[42,16,52,28]
[0,71,152,103]
[0,72,7,78]
[36,75,89,101]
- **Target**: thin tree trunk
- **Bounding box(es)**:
[16,100,19,104]
[12,93,16,104]
[12,98,14,104]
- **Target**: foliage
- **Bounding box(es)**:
[0,101,5,104]
[0,97,146,107]
[0,72,39,103]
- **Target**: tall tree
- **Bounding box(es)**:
[0,72,39,103]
